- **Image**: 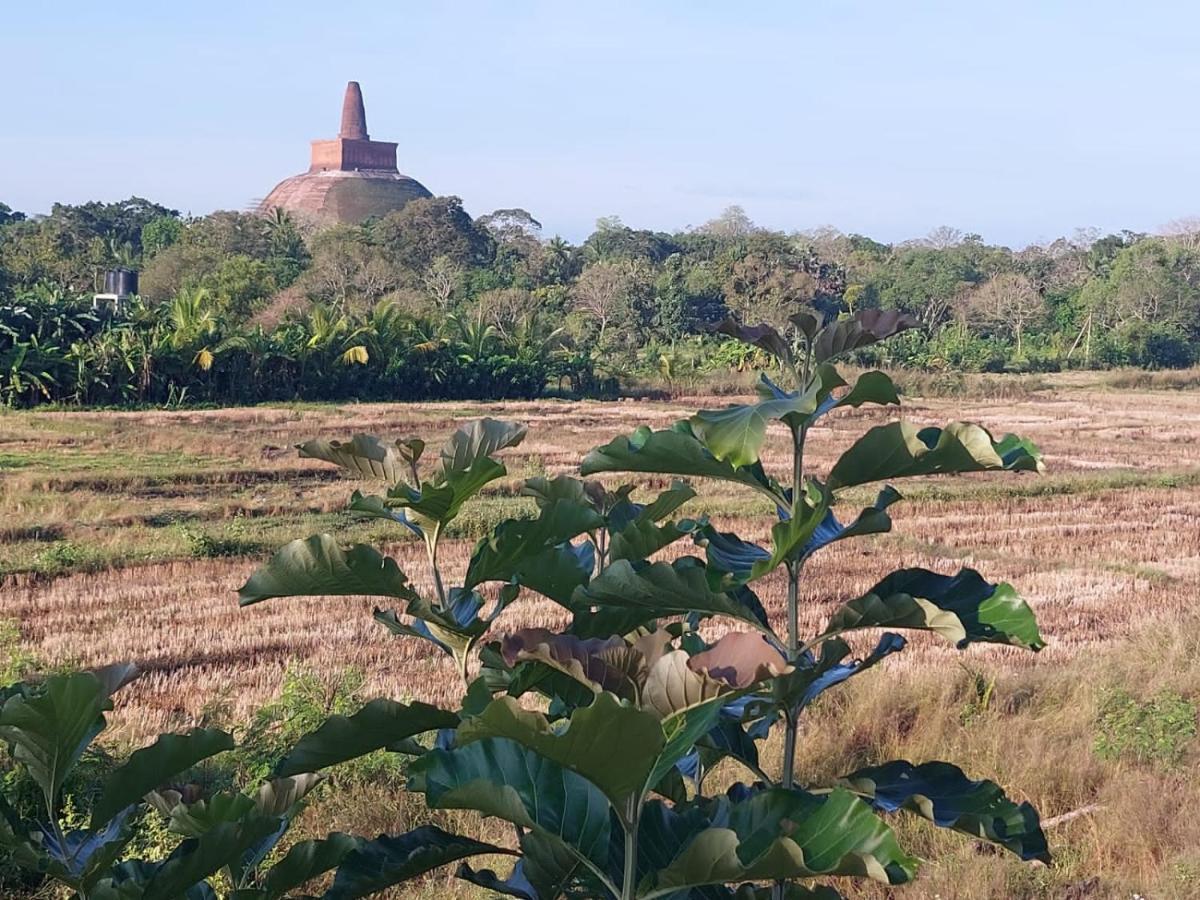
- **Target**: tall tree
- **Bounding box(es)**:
[372,196,495,272]
[958,273,1045,354]
[698,205,756,239]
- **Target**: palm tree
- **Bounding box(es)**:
[298,303,371,371]
[446,309,500,365]
[543,236,575,283]
[166,287,218,349]
[264,206,307,267]
[511,309,567,357]
[362,299,410,364]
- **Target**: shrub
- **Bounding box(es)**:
[33,539,94,574]
[237,665,405,786]
[1094,688,1197,767]
[0,619,38,685]
[180,515,261,559]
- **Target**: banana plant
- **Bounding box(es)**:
[0,666,354,900]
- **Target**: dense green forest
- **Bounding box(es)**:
[1,196,1198,407]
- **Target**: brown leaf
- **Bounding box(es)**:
[812,310,920,363]
[502,628,646,700]
[714,319,793,363]
[687,631,791,688]
[642,650,729,718]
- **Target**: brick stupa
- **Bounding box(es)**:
[260,81,432,225]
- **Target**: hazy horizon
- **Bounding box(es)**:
[4,1,1199,245]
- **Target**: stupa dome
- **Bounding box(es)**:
[260,82,432,225]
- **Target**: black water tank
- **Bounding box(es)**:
[103,268,139,297]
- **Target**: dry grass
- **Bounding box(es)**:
[2,380,1199,897]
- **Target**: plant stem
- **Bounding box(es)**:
[456,647,471,688]
[791,425,807,516]
[780,708,798,790]
[621,799,640,900]
[426,527,448,607]
[773,423,807,900]
[597,527,609,574]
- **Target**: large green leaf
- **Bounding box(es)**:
[410,738,613,875]
[823,567,1045,651]
[458,830,607,899]
[260,832,360,899]
[92,728,234,828]
[645,698,727,794]
[753,492,828,581]
[827,421,1042,490]
[464,499,603,589]
[502,658,602,713]
[0,671,110,803]
[252,773,323,818]
[326,826,510,900]
[387,455,507,529]
[372,590,489,660]
[703,485,901,586]
[697,526,770,583]
[91,860,218,900]
[759,365,900,431]
[840,760,1050,863]
[345,490,419,529]
[140,816,283,900]
[275,698,458,777]
[608,482,699,563]
[522,473,592,510]
[642,787,916,896]
[438,417,527,476]
[147,790,256,839]
[297,434,421,485]
[812,368,901,420]
[574,558,772,635]
[510,541,596,606]
[90,662,141,698]
[581,423,786,506]
[11,806,136,890]
[456,693,665,808]
[623,481,696,524]
[238,534,420,607]
[690,391,819,468]
[802,486,902,559]
[609,518,700,565]
[776,633,907,714]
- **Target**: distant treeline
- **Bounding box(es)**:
[1,197,1198,407]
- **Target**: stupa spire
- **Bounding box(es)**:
[263,80,430,223]
[339,81,369,140]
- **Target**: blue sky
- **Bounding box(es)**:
[3,1,1198,245]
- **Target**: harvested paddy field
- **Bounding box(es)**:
[2,379,1199,898]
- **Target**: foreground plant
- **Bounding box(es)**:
[229,308,1051,898]
[0,665,355,899]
